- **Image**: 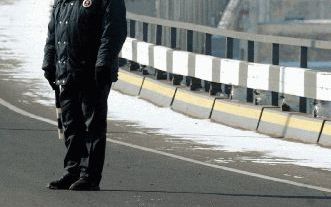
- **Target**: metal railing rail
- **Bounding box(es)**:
[127,12,331,50]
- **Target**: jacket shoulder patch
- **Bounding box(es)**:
[82,0,93,8]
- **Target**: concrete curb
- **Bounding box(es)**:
[113,69,331,148]
[318,121,331,147]
[113,70,145,96]
[171,89,216,119]
[211,100,274,131]
[258,108,324,143]
[139,78,177,107]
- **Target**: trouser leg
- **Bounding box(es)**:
[59,85,86,176]
[80,83,112,184]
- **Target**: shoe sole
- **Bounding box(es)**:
[47,183,74,190]
[47,184,69,190]
[69,186,100,191]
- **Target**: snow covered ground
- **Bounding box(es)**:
[0,0,331,171]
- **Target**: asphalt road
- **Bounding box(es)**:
[0,100,331,207]
[0,0,331,205]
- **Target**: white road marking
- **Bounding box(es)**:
[1,97,331,193]
[0,98,57,126]
[108,139,331,193]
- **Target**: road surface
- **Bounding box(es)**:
[0,95,331,207]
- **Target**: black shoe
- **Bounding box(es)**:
[47,173,79,190]
[69,177,100,191]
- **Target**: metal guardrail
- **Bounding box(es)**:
[127,12,331,50]
[125,11,331,113]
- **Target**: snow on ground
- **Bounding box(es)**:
[0,0,331,171]
[0,0,54,103]
[108,90,331,171]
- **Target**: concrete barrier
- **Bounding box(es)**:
[171,89,215,119]
[258,108,323,143]
[119,38,331,101]
[318,121,331,147]
[219,59,247,87]
[139,78,177,107]
[152,46,172,72]
[316,72,331,101]
[279,66,306,98]
[194,54,220,82]
[171,50,193,76]
[112,70,144,96]
[247,63,280,92]
[136,41,153,66]
[119,37,135,61]
[211,100,269,131]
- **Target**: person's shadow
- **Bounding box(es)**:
[99,189,331,200]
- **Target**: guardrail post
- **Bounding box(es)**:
[187,30,201,91]
[171,27,177,49]
[225,37,234,97]
[137,22,149,75]
[143,22,148,42]
[300,46,308,68]
[205,33,212,55]
[129,20,136,38]
[247,40,255,103]
[186,30,193,52]
[204,33,211,92]
[156,25,162,45]
[128,19,139,71]
[207,33,222,95]
[185,30,193,87]
[170,27,183,85]
[155,25,167,80]
[226,37,234,58]
[272,43,280,106]
[300,46,308,113]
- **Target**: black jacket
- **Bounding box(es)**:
[42,0,127,85]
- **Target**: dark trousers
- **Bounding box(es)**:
[59,82,112,184]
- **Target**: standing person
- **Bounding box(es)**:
[42,0,127,191]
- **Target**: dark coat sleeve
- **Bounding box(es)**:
[42,4,56,74]
[95,0,127,70]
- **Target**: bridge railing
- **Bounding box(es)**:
[124,12,331,114]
